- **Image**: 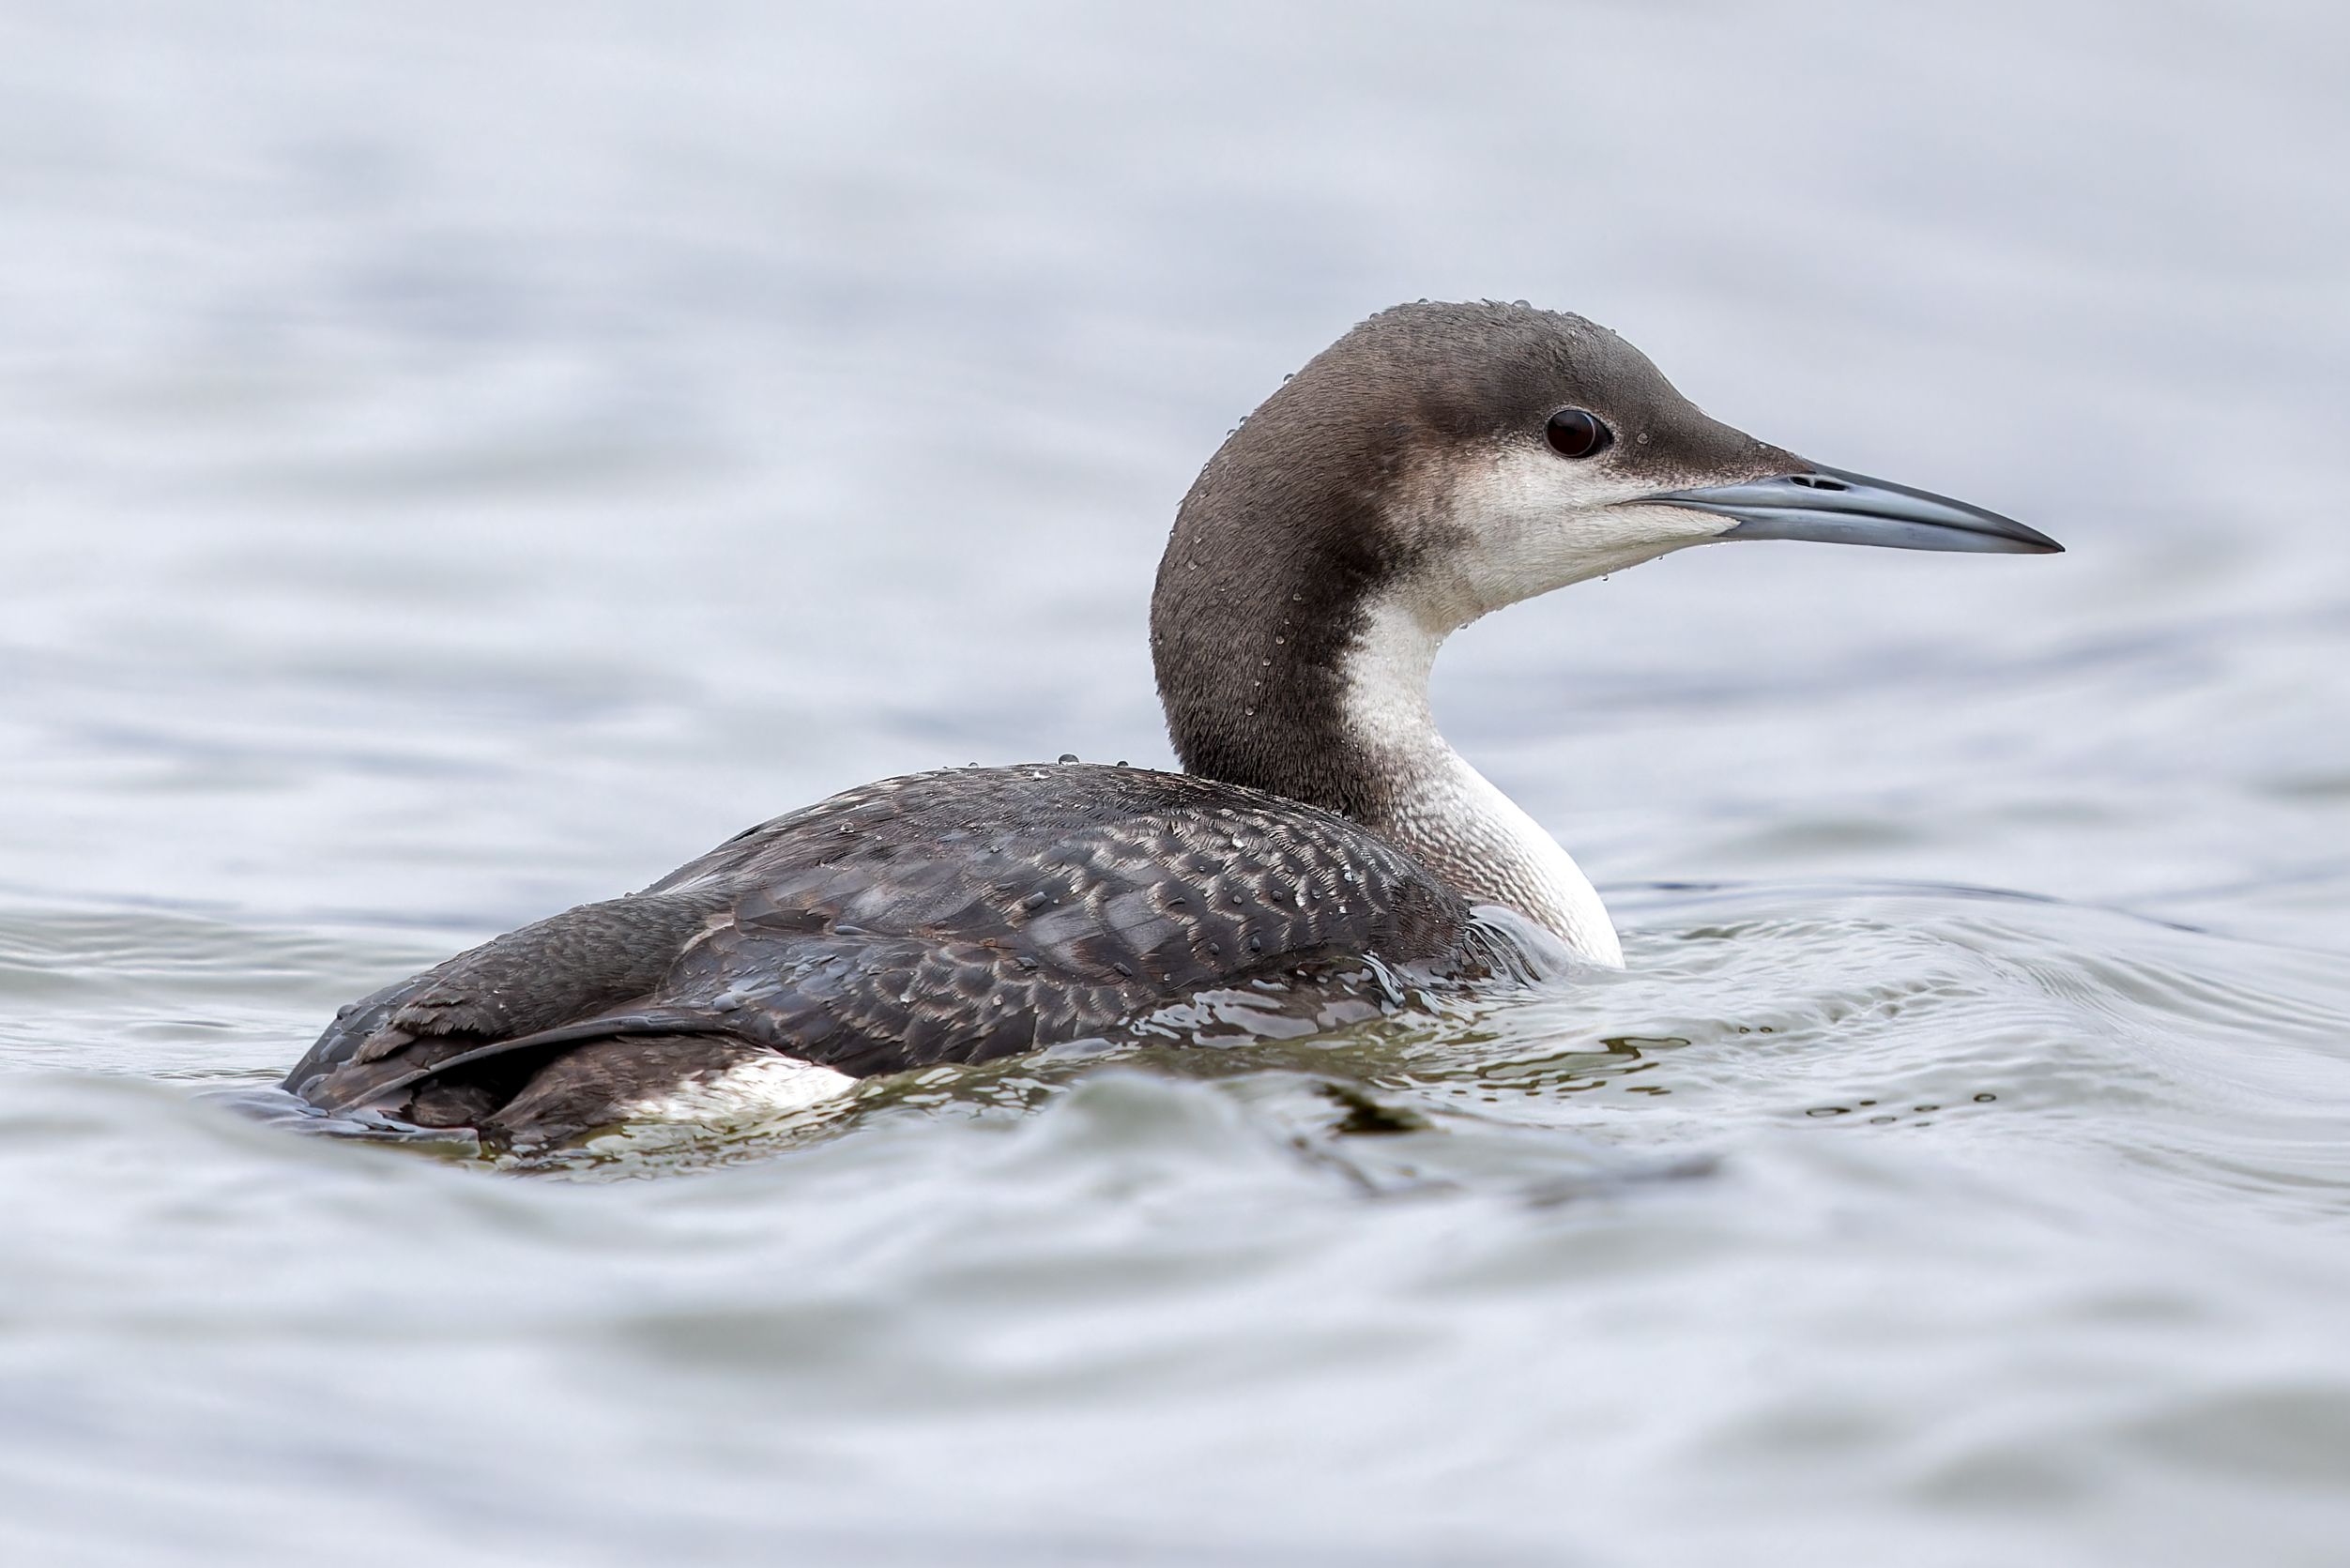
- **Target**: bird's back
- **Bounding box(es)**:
[284,763,1480,1146]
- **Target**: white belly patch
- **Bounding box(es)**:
[618,1054,861,1125]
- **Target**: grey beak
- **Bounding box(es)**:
[1656,464,2062,555]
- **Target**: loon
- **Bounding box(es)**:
[282,300,2060,1148]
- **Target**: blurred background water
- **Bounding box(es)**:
[2,1,2347,1563]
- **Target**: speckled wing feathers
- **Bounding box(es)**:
[285,764,1475,1124]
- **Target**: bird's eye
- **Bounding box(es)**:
[1544,407,1611,459]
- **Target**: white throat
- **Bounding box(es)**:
[1339,597,1624,967]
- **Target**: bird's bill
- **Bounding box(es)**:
[1656,464,2062,554]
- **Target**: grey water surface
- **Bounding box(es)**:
[3,2,2348,1564]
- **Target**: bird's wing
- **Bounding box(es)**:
[285,765,1470,1115]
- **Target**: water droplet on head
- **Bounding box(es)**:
[1058,753,1078,764]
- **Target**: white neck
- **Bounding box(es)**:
[1339,598,1624,967]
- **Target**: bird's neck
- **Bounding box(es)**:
[1330,599,1621,966]
[1149,480,1622,966]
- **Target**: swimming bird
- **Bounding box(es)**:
[282,300,2060,1148]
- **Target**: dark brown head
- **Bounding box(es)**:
[1152,301,2058,810]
